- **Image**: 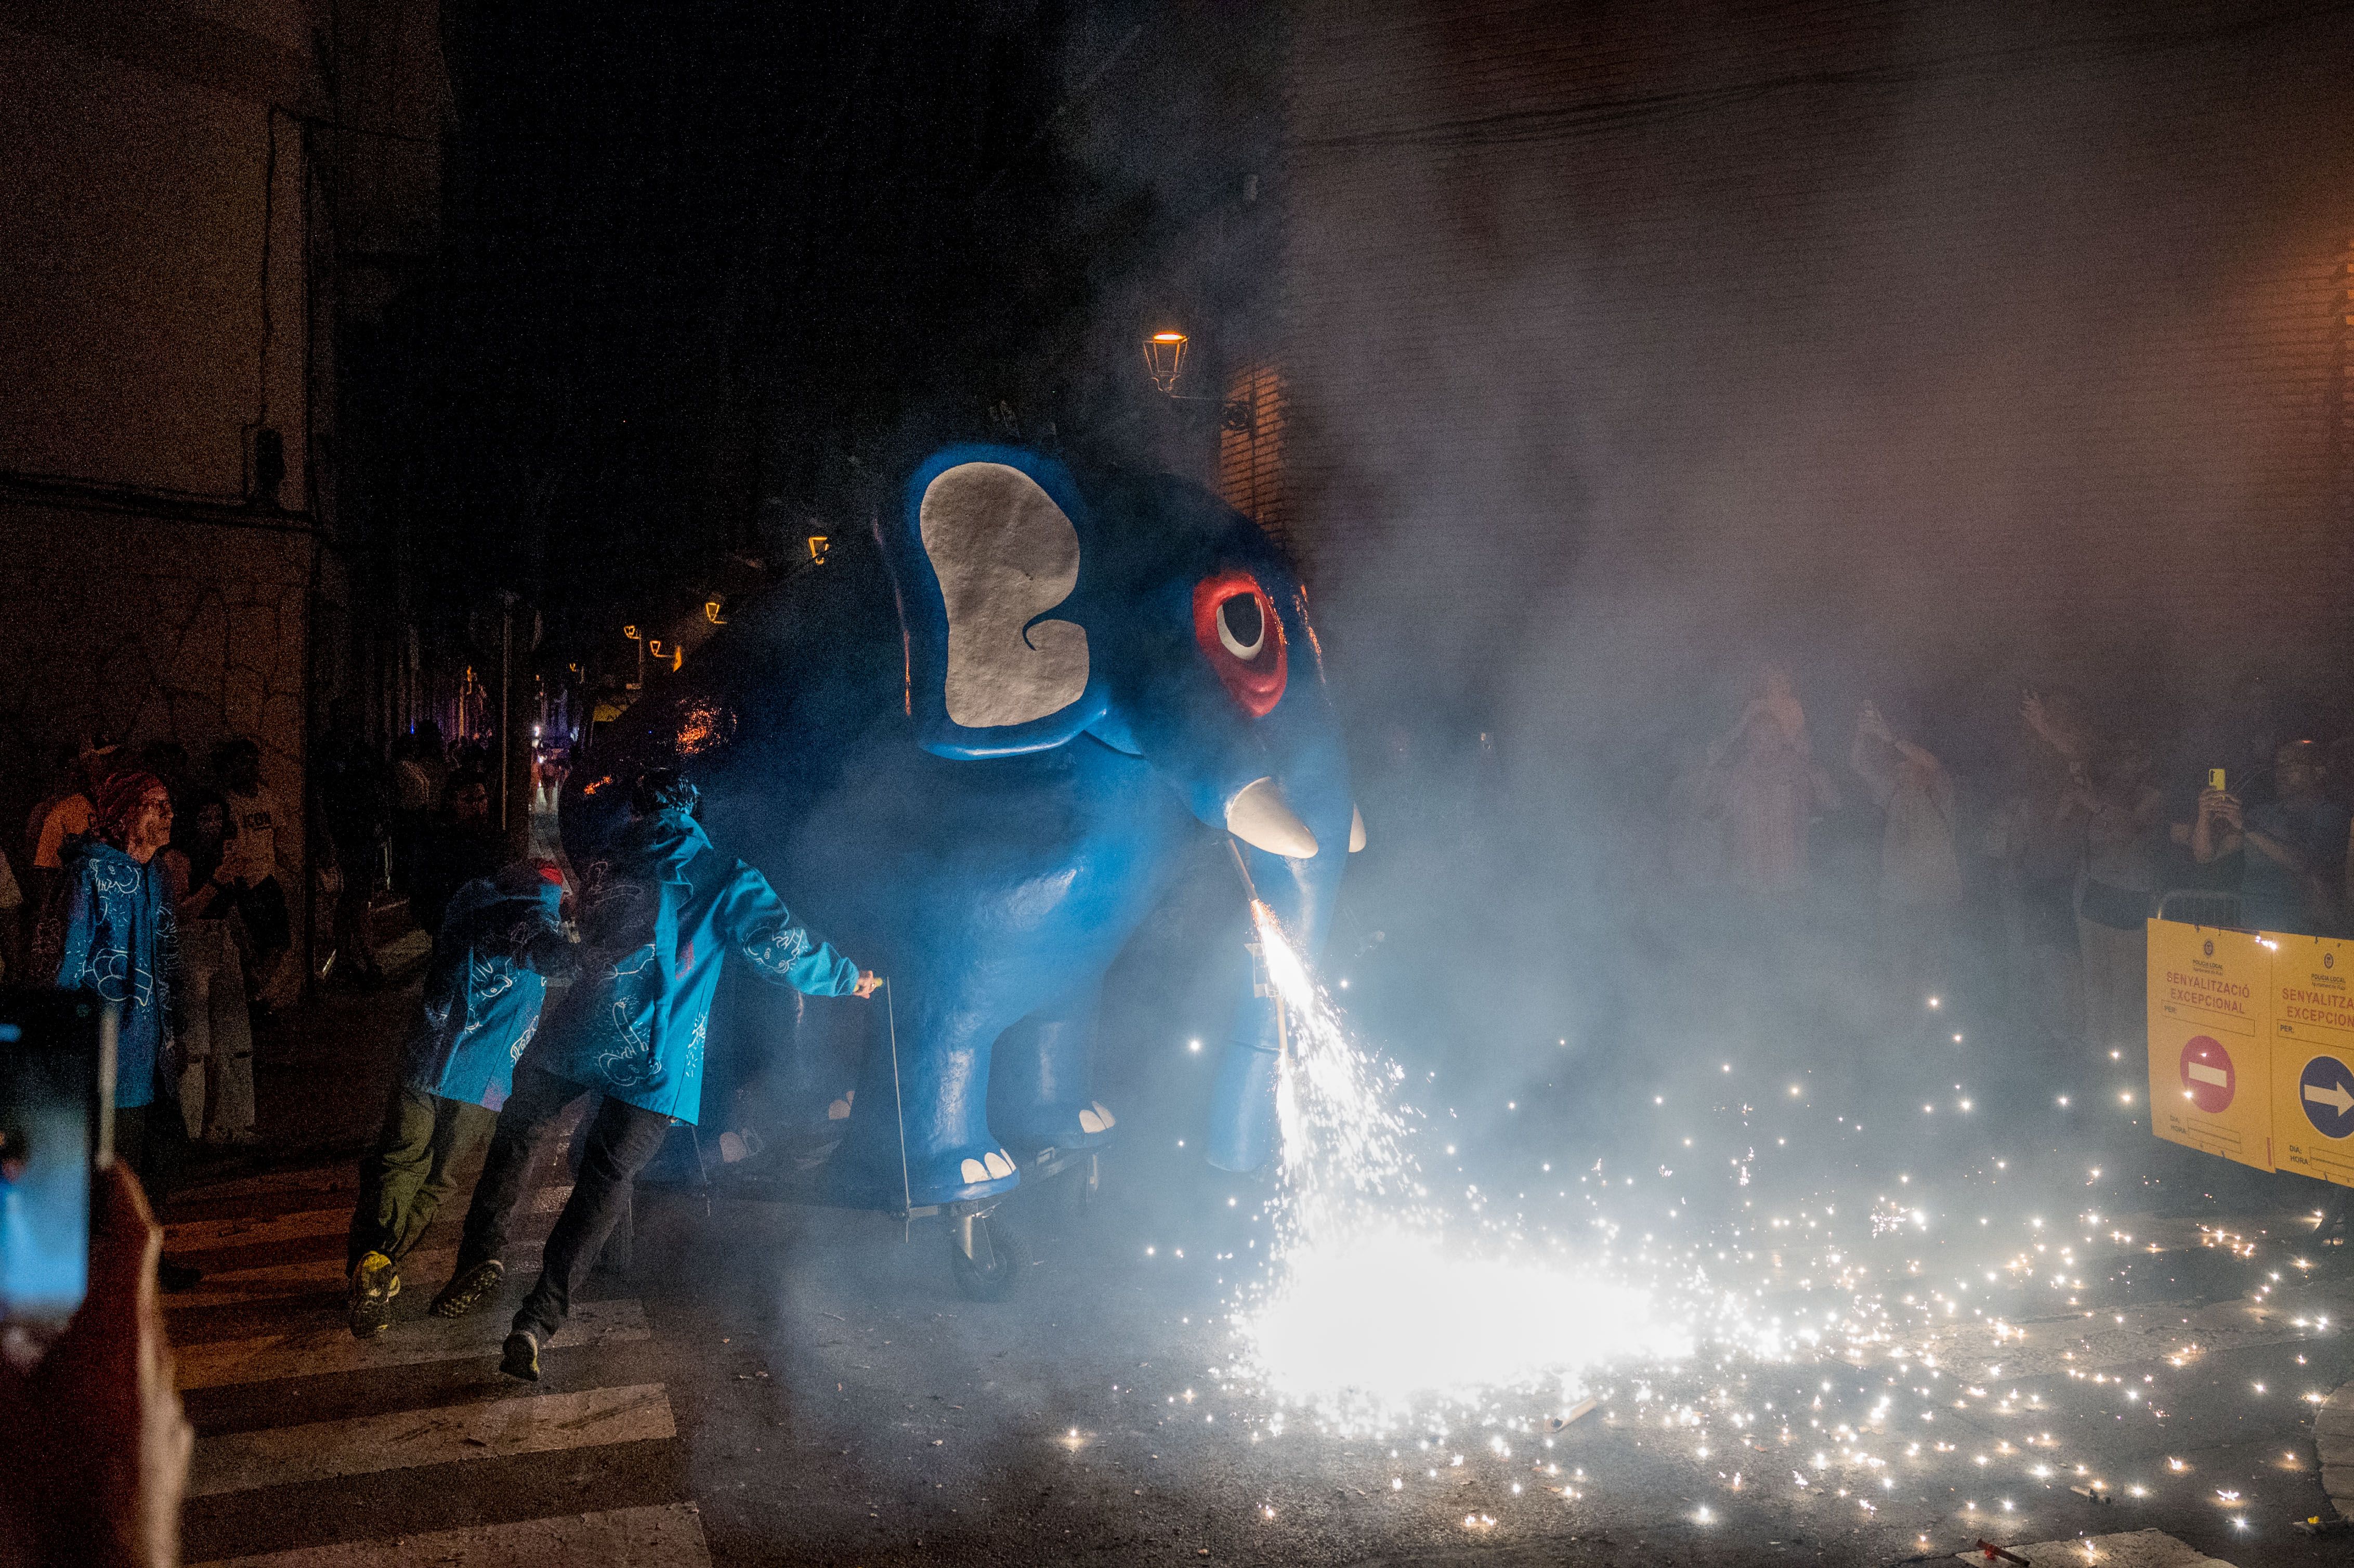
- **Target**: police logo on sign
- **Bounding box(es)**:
[2203,939,2215,957]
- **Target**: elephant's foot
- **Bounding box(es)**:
[827,1139,1022,1209]
[993,1099,1119,1156]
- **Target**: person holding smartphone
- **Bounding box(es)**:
[52,772,198,1290]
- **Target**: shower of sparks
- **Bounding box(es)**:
[1235,903,1701,1426]
[1193,896,2340,1536]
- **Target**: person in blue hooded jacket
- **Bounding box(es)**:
[343,858,576,1338]
[438,768,878,1379]
[53,769,201,1290]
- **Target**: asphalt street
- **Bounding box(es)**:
[162,963,2352,1568]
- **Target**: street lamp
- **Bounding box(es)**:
[1142,331,1188,394]
[1139,329,1254,433]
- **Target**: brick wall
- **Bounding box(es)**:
[1277,0,2354,724]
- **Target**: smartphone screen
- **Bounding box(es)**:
[2207,767,2227,792]
[0,989,112,1327]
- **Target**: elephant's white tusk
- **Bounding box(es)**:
[1226,777,1319,859]
[1348,804,1367,853]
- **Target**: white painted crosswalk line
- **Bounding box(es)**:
[178,1298,650,1390]
[186,1503,712,1568]
[190,1383,677,1496]
[164,1244,544,1312]
[168,1207,351,1251]
[173,1168,359,1207]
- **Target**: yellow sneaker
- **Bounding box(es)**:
[347,1251,399,1339]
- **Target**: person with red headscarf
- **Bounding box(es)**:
[53,770,200,1289]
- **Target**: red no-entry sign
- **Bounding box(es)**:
[2179,1035,2235,1113]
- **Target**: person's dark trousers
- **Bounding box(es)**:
[111,1102,188,1208]
[348,1083,498,1271]
[230,876,292,970]
[455,1062,672,1343]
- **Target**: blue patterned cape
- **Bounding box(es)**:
[403,872,576,1109]
[54,841,179,1109]
[529,808,858,1123]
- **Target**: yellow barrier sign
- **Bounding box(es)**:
[2268,932,2354,1188]
[2146,920,2272,1170]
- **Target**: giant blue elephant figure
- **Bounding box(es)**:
[561,445,1360,1207]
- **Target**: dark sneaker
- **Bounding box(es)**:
[500,1329,540,1381]
[158,1260,203,1293]
[347,1251,399,1339]
[430,1259,503,1319]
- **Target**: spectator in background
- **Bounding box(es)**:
[2239,739,2347,934]
[1709,665,1834,897]
[135,741,189,806]
[2070,738,2165,1061]
[390,721,449,902]
[28,736,122,981]
[157,790,256,1146]
[1848,701,1963,1012]
[316,700,388,989]
[211,738,291,1015]
[0,843,19,983]
[1659,737,1725,892]
[21,743,79,874]
[32,735,120,889]
[2002,689,2094,1048]
[407,771,503,936]
[53,771,199,1290]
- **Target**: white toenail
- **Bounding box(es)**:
[827,1097,853,1120]
[960,1158,988,1183]
[983,1151,1014,1179]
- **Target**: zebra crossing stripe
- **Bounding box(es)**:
[165,1244,550,1312]
[166,1207,351,1251]
[177,1299,649,1390]
[184,1501,712,1567]
[189,1383,676,1496]
[173,1168,358,1207]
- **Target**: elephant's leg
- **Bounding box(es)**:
[986,978,1118,1155]
[832,979,1020,1208]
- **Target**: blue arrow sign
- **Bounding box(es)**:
[2299,1054,2354,1140]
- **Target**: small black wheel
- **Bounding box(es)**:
[948,1213,1019,1301]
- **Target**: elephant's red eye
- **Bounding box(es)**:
[1193,571,1287,717]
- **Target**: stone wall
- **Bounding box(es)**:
[0,503,313,913]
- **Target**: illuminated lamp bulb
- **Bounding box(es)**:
[1143,330,1189,394]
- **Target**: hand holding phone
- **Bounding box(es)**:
[0,1161,192,1567]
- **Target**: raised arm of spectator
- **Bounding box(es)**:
[2191,787,2243,865]
[2020,691,2090,770]
[1847,720,1896,806]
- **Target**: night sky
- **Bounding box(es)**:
[349,0,1185,676]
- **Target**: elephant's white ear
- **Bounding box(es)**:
[887,445,1108,757]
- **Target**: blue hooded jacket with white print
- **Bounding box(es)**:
[529,807,858,1123]
[403,868,577,1110]
[54,841,180,1109]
